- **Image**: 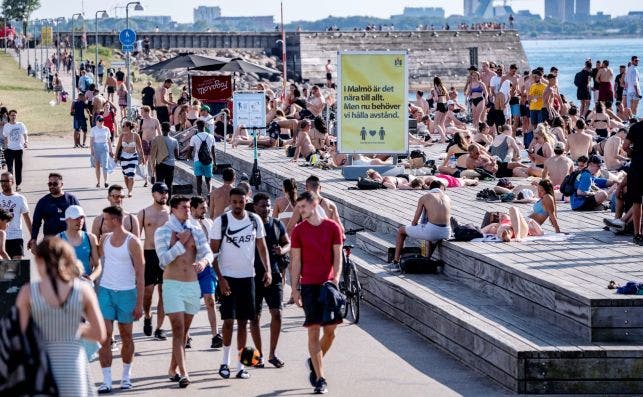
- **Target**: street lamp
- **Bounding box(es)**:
[71,12,83,100]
[95,10,108,80]
[53,17,64,72]
[125,1,143,117]
[2,4,11,54]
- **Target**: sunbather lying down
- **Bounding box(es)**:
[481,207,544,242]
[366,170,478,190]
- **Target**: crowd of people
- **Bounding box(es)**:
[2,37,642,395]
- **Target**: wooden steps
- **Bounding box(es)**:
[349,239,643,394]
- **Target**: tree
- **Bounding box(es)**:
[2,0,41,35]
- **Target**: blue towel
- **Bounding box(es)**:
[616,281,640,295]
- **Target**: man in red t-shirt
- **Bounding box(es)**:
[290,191,343,395]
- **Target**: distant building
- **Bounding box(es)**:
[130,15,173,25]
[626,11,643,18]
[544,0,564,20]
[516,10,541,20]
[563,0,575,21]
[591,11,611,22]
[402,7,445,19]
[575,0,590,20]
[194,6,222,23]
[213,16,274,31]
[463,0,481,17]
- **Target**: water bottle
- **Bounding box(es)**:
[449,154,456,167]
[420,240,427,257]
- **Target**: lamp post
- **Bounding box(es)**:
[2,5,11,54]
[95,10,108,80]
[125,1,143,118]
[54,17,64,72]
[36,19,44,79]
[71,13,83,100]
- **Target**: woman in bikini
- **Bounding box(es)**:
[527,124,553,177]
[187,100,200,126]
[114,120,145,197]
[431,76,449,143]
[466,71,487,126]
[587,102,611,139]
[437,132,471,176]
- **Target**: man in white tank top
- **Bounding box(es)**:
[96,205,145,394]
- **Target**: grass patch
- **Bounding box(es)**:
[0,53,71,136]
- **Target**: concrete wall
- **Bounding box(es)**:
[81,30,528,89]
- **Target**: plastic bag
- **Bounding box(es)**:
[106,157,117,174]
[135,164,148,180]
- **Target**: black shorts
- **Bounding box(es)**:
[496,161,513,178]
[254,272,283,315]
[155,106,170,124]
[486,109,506,127]
[627,165,643,204]
[107,86,115,94]
[5,238,23,258]
[220,277,255,320]
[575,195,601,211]
[301,284,342,327]
[436,102,447,113]
[596,128,608,138]
[144,249,164,286]
[520,104,529,117]
[577,89,591,101]
[326,72,332,80]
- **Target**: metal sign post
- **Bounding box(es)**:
[119,28,136,118]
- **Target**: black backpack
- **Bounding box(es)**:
[560,169,588,197]
[399,256,442,274]
[197,134,213,165]
[357,177,382,190]
[453,224,484,241]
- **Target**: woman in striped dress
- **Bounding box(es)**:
[15,237,106,397]
[115,120,145,197]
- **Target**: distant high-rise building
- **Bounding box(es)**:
[563,0,575,21]
[403,7,445,18]
[193,6,221,23]
[463,0,481,17]
[545,0,564,19]
[575,0,590,19]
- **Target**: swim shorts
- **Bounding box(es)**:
[404,222,451,242]
[144,249,164,286]
[97,287,137,323]
[163,279,201,315]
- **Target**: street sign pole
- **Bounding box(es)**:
[119,27,136,119]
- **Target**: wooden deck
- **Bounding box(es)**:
[174,141,643,393]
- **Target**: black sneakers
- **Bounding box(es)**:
[634,234,643,246]
[211,333,223,349]
[154,329,167,340]
[143,317,152,336]
[314,378,328,394]
[185,336,193,349]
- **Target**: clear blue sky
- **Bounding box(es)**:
[30,0,643,23]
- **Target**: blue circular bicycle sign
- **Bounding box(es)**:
[119,28,136,45]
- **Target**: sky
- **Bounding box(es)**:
[29,0,643,24]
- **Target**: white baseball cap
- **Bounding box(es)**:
[62,205,85,220]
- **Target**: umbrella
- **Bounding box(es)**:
[214,57,280,75]
[140,53,228,72]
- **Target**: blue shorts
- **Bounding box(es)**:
[163,279,201,315]
[198,266,218,295]
[530,109,543,127]
[73,118,87,132]
[194,160,213,178]
[97,286,137,323]
[510,103,521,117]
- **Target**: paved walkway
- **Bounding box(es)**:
[16,138,522,396]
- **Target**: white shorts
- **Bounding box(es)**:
[404,222,451,242]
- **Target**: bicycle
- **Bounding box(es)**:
[339,228,364,323]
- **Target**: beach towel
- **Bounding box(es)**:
[471,232,574,243]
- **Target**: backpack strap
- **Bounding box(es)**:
[220,213,228,241]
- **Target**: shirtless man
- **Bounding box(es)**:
[502,64,523,131]
[541,74,561,123]
[91,89,107,124]
[137,182,171,340]
[154,79,175,124]
[603,128,630,171]
[392,180,451,264]
[542,142,574,186]
[292,119,317,163]
[139,106,162,186]
[567,119,594,161]
[155,195,214,387]
[596,60,614,104]
[91,184,140,240]
[286,175,344,235]
[306,86,325,117]
[209,168,235,219]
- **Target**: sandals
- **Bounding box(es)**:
[607,280,619,290]
[235,369,250,379]
[120,380,133,390]
[97,384,112,394]
[268,356,285,368]
[219,364,231,379]
[168,374,181,382]
[178,377,190,388]
[254,356,265,368]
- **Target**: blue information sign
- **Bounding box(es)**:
[121,44,134,53]
[119,28,136,45]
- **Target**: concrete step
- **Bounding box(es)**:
[356,231,643,344]
[350,245,643,394]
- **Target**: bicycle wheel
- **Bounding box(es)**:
[341,263,351,319]
[348,264,361,323]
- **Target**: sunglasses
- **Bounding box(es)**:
[48,182,60,187]
[110,194,125,199]
[0,179,11,183]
